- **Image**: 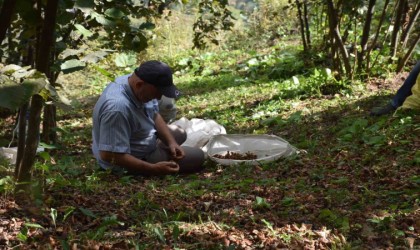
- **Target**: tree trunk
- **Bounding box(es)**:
[0,0,16,43]
[357,0,376,74]
[296,0,308,52]
[326,0,337,71]
[326,0,352,77]
[303,0,311,49]
[397,32,420,72]
[15,96,43,192]
[35,0,58,74]
[15,0,59,195]
[390,0,406,58]
[42,104,57,144]
[366,0,390,73]
[14,104,28,179]
[401,2,420,48]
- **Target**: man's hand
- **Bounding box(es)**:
[153,161,180,175]
[168,143,185,160]
[154,114,185,160]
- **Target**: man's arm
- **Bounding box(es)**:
[154,113,185,160]
[99,151,179,175]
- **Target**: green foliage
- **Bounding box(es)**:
[193,0,235,49]
[93,214,124,240]
[114,52,138,68]
[0,175,14,196]
[0,65,48,110]
[318,209,350,233]
[254,196,271,209]
[72,0,162,51]
[226,0,298,50]
[17,222,44,242]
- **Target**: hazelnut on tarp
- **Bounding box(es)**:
[213,151,257,160]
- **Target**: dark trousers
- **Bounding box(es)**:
[391,60,420,108]
[145,125,205,174]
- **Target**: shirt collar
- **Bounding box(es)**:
[117,74,143,109]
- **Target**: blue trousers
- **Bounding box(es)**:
[391,60,420,108]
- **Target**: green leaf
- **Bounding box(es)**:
[172,224,180,240]
[154,227,165,242]
[247,58,259,66]
[256,196,264,205]
[81,50,111,63]
[24,222,44,229]
[60,239,71,250]
[60,49,84,59]
[104,8,125,19]
[94,13,116,27]
[79,207,97,218]
[114,53,137,68]
[0,176,13,187]
[0,84,31,110]
[281,197,294,206]
[50,208,57,227]
[92,65,115,81]
[139,22,156,30]
[363,135,386,146]
[38,151,51,161]
[63,207,75,222]
[0,79,46,110]
[16,231,28,242]
[74,24,94,38]
[60,59,86,74]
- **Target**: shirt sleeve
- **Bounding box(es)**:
[97,111,131,154]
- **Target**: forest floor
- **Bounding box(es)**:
[0,55,419,249]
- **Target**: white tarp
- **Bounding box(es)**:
[206,134,297,166]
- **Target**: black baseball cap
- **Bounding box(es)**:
[134,60,180,98]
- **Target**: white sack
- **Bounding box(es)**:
[171,117,226,149]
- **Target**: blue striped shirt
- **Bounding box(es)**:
[92,74,159,169]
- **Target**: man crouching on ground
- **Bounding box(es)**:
[92,60,205,175]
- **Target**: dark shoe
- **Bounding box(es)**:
[370,103,396,116]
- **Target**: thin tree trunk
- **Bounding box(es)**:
[391,0,406,58]
[326,0,338,72]
[42,104,57,144]
[357,0,376,74]
[15,96,43,192]
[303,0,311,49]
[0,0,16,43]
[397,32,420,72]
[326,0,352,77]
[16,0,59,195]
[296,0,308,52]
[401,2,420,48]
[14,104,28,180]
[366,0,390,72]
[35,0,58,74]
[41,6,79,145]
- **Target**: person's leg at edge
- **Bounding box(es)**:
[391,60,420,107]
[371,60,420,116]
